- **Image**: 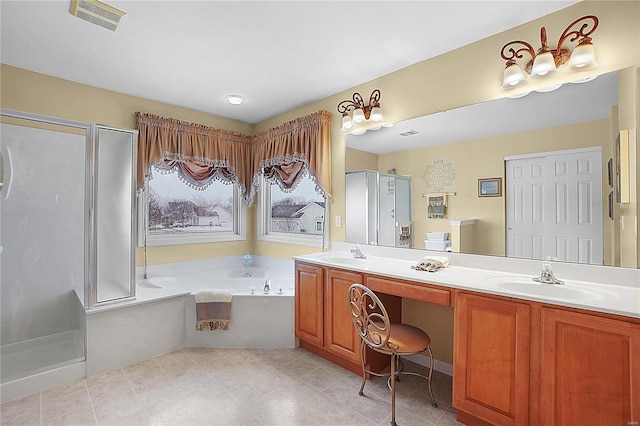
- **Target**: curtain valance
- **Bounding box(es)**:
[136,110,332,205]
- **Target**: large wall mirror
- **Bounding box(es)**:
[346,67,638,269]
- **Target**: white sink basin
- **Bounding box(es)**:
[484,276,611,301]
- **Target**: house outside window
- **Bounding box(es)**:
[140,169,245,246]
[258,172,328,247]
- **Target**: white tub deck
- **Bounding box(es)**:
[85,256,296,376]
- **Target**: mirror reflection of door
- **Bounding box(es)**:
[506,147,603,264]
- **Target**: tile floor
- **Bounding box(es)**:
[1,347,461,426]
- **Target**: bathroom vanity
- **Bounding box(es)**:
[293,245,640,426]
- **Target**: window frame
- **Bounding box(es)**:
[137,177,246,247]
[257,175,328,248]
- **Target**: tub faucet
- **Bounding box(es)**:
[533,258,564,285]
[263,279,271,294]
[351,244,367,259]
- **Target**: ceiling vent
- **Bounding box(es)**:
[399,130,419,137]
[70,0,126,32]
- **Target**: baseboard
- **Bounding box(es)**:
[404,353,453,377]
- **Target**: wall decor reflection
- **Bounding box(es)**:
[478,178,502,197]
[607,158,613,187]
[422,160,457,191]
[608,191,614,220]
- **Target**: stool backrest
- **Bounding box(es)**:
[348,283,391,349]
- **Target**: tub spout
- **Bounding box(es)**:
[263,279,271,294]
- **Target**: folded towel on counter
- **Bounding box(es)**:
[195,289,234,331]
[411,256,449,272]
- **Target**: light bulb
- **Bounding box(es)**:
[352,108,366,124]
[530,51,558,77]
[341,115,353,131]
[501,63,527,89]
[567,42,598,71]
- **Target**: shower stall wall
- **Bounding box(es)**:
[345,170,412,247]
[0,110,137,402]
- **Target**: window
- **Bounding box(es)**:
[258,172,328,247]
[140,168,245,246]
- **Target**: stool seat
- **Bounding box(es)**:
[387,323,432,355]
[368,322,432,355]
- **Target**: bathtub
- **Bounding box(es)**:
[86,256,295,376]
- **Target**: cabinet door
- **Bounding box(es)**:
[324,268,363,362]
[295,262,324,346]
[541,308,640,425]
[454,293,531,426]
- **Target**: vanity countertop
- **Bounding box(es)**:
[294,250,640,319]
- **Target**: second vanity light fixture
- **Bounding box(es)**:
[500,15,599,92]
[337,89,392,135]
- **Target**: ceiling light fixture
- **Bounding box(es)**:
[225,95,244,105]
[500,15,599,92]
[337,89,392,135]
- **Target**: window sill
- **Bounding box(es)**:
[258,233,326,248]
[146,233,246,247]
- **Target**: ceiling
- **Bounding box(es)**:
[1,1,578,124]
[346,71,618,154]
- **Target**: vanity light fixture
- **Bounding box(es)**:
[500,15,599,91]
[337,89,392,135]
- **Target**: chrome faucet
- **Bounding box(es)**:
[533,258,564,285]
[350,244,367,259]
[263,279,271,294]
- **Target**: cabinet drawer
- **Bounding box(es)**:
[365,275,451,306]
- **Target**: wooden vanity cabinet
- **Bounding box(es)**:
[454,292,531,426]
[324,268,363,362]
[540,307,640,425]
[294,261,400,374]
[294,262,324,346]
[454,291,640,426]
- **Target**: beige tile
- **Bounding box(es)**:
[92,392,149,426]
[298,366,345,392]
[380,406,439,426]
[435,406,463,425]
[42,388,92,421]
[153,349,193,370]
[322,382,392,424]
[278,357,321,379]
[41,379,87,402]
[244,392,319,425]
[124,364,171,391]
[398,389,448,424]
[0,402,40,426]
[0,392,40,419]
[86,369,132,403]
[42,407,96,426]
[294,389,369,425]
[122,358,159,374]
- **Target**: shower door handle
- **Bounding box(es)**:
[0,146,13,200]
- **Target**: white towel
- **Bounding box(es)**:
[196,289,234,303]
[423,256,449,267]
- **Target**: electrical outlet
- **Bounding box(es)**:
[335,215,341,227]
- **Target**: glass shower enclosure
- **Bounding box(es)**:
[345,170,412,247]
[0,109,137,397]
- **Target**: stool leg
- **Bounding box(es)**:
[358,339,367,396]
[390,353,397,426]
[426,347,437,408]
